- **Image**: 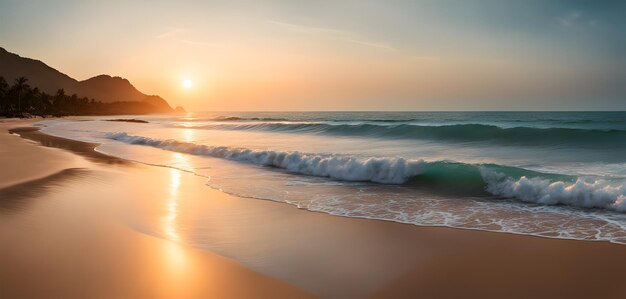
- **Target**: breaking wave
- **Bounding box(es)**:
[106,132,626,212]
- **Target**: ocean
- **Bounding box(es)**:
[38,111,626,244]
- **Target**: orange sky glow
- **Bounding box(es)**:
[1,1,624,111]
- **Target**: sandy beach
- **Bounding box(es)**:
[3,1,625,297]
[1,118,626,299]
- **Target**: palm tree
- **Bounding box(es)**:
[14,77,29,114]
[0,76,8,113]
[54,89,66,114]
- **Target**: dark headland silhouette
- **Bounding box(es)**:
[0,47,184,117]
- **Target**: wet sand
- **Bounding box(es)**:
[0,120,312,299]
[1,119,626,298]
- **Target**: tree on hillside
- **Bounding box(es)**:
[29,87,43,113]
[0,77,168,117]
[14,77,29,114]
[54,88,66,111]
[0,76,8,112]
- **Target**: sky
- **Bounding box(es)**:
[0,0,624,111]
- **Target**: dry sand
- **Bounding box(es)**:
[1,119,626,299]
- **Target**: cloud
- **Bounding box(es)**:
[156,27,188,39]
[557,11,596,28]
[156,28,214,47]
[269,20,394,50]
[181,39,215,47]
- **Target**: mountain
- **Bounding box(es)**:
[0,47,175,113]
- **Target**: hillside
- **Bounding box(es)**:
[0,47,174,113]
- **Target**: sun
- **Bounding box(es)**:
[183,79,193,89]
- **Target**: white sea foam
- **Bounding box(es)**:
[484,174,626,212]
[106,132,428,184]
[32,117,626,245]
[106,132,626,213]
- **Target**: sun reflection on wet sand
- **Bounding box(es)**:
[162,153,194,275]
[164,168,181,243]
[163,152,193,245]
[163,167,188,279]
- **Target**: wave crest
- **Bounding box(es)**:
[106,132,426,183]
[486,174,626,211]
[106,132,626,212]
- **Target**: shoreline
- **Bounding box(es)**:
[35,121,625,247]
[2,119,626,298]
[8,126,129,165]
[0,120,313,299]
[14,123,626,245]
[17,123,621,247]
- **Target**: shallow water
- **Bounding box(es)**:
[38,112,626,244]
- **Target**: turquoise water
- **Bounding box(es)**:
[39,112,626,244]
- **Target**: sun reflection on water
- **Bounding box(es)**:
[182,128,194,143]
